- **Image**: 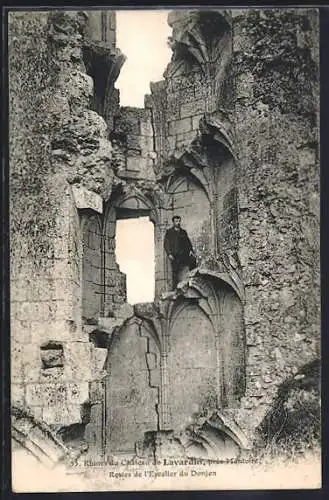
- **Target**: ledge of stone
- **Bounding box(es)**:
[72,185,103,213]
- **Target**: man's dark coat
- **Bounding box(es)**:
[164,227,196,269]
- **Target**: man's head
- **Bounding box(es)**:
[172,215,181,228]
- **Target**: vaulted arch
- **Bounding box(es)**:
[81,212,103,320]
[104,318,160,455]
[167,301,218,430]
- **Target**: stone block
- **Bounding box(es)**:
[244,300,262,325]
[10,282,31,302]
[126,134,142,151]
[146,352,157,370]
[26,383,68,406]
[246,331,262,347]
[67,382,89,405]
[72,185,103,214]
[176,130,198,148]
[113,294,125,305]
[168,117,192,136]
[64,342,92,381]
[39,365,65,382]
[235,72,254,100]
[97,316,119,331]
[104,269,125,288]
[53,237,68,259]
[140,118,153,137]
[42,404,82,426]
[298,147,316,167]
[12,300,57,322]
[11,383,25,405]
[139,135,154,153]
[279,287,295,308]
[147,151,157,160]
[166,136,176,152]
[30,319,86,344]
[31,406,44,421]
[51,259,73,281]
[11,319,31,344]
[91,347,108,379]
[84,403,103,455]
[11,342,25,383]
[23,344,42,382]
[180,99,205,119]
[150,369,160,387]
[90,381,104,404]
[180,84,197,103]
[192,113,204,130]
[126,156,144,172]
[117,302,134,319]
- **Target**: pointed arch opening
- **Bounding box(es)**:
[115,214,155,305]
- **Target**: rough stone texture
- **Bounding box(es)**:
[9,11,117,429]
[105,321,160,454]
[111,107,156,180]
[141,409,251,461]
[145,8,319,441]
[81,214,102,321]
[79,204,127,320]
[40,342,64,369]
[256,359,320,452]
[231,8,320,434]
[167,303,218,430]
[148,10,233,166]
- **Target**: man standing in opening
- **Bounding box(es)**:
[164,215,197,289]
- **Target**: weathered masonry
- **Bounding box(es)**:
[10,9,320,462]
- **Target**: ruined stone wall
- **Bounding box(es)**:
[148,73,206,164]
[148,11,233,163]
[216,157,239,254]
[146,8,320,439]
[102,207,127,315]
[167,303,218,429]
[82,10,123,133]
[111,106,156,179]
[10,8,320,455]
[231,8,320,431]
[146,11,239,276]
[9,11,114,430]
[81,214,103,321]
[104,320,159,454]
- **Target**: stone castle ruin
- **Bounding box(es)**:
[10,9,320,465]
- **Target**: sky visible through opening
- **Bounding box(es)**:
[116,10,172,107]
[114,11,170,303]
[115,217,155,305]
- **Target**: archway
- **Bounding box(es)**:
[167,302,218,431]
[167,172,211,263]
[81,213,103,322]
[103,188,160,312]
[115,215,155,304]
[104,319,160,455]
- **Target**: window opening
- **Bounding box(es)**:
[115,216,155,304]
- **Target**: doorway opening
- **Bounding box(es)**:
[115,215,155,304]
